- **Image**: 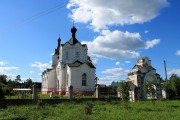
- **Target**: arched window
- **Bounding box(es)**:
[66,74,69,86]
[75,47,80,60]
[76,52,80,59]
[82,73,87,86]
[65,52,69,60]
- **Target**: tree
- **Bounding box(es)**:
[15,75,21,83]
[0,84,5,99]
[0,75,7,85]
[169,74,180,96]
[117,81,131,102]
[117,80,132,109]
[144,81,157,104]
[24,78,33,88]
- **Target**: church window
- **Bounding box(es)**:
[65,52,69,60]
[82,73,87,86]
[76,52,80,59]
[67,74,69,86]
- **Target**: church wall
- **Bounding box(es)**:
[61,43,87,64]
[41,69,57,94]
[128,74,138,86]
[69,64,95,93]
[52,54,58,68]
[59,64,67,93]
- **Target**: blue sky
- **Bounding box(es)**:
[0,0,180,85]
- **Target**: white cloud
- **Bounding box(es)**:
[82,30,160,59]
[0,61,8,66]
[167,69,180,75]
[67,0,169,30]
[144,30,149,34]
[30,70,35,74]
[102,67,129,76]
[91,57,98,66]
[5,74,17,80]
[125,61,131,64]
[0,66,19,73]
[145,39,160,49]
[99,67,129,82]
[115,61,121,66]
[31,61,51,71]
[176,50,180,55]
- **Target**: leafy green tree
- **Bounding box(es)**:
[24,78,33,88]
[117,81,131,102]
[117,80,132,109]
[0,84,5,99]
[0,75,7,85]
[144,81,157,104]
[169,74,180,96]
[15,75,21,83]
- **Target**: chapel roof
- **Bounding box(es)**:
[67,60,96,69]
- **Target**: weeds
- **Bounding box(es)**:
[84,102,93,115]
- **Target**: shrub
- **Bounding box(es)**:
[0,85,4,99]
[84,102,93,115]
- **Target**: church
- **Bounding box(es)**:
[41,26,96,95]
[128,57,162,101]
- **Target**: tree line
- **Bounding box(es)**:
[0,74,33,99]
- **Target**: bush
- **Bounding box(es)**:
[84,102,93,115]
[0,85,4,99]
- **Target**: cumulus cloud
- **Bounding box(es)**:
[0,66,19,73]
[125,61,131,64]
[91,57,98,66]
[144,30,149,34]
[167,69,180,75]
[31,61,51,71]
[115,61,121,66]
[82,30,160,59]
[176,50,180,55]
[99,67,129,82]
[30,70,35,74]
[67,0,169,30]
[0,61,8,66]
[102,67,129,75]
[145,39,160,49]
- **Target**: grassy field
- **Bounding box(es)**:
[0,100,180,120]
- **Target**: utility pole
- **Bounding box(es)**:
[164,60,167,81]
[164,60,168,98]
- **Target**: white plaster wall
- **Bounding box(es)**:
[68,64,95,92]
[129,74,138,86]
[46,69,57,92]
[61,43,87,64]
[52,54,58,68]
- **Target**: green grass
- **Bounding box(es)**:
[0,100,180,120]
[5,94,68,99]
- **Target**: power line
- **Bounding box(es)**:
[166,61,180,66]
[23,2,67,23]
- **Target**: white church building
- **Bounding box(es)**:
[41,26,96,95]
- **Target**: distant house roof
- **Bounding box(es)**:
[99,84,106,87]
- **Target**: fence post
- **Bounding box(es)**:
[95,85,100,99]
[32,84,38,102]
[68,85,73,100]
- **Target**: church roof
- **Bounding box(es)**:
[68,60,83,67]
[68,37,80,45]
[67,60,96,69]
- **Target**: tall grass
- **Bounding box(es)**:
[0,100,180,120]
